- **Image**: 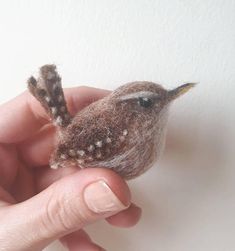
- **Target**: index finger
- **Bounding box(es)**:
[0,86,110,144]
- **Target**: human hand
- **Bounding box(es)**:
[0,86,141,251]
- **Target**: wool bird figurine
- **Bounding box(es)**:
[28,65,195,179]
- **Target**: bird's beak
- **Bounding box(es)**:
[167,83,196,101]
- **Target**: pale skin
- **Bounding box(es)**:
[0,86,141,251]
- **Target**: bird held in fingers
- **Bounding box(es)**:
[28,65,195,179]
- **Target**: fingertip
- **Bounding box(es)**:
[106,203,142,228]
[60,230,105,251]
[76,167,131,208]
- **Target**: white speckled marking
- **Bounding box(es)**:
[55,116,63,126]
[45,96,51,103]
[77,159,84,165]
[88,156,93,161]
[51,107,57,115]
[123,129,128,136]
[87,145,95,152]
[77,150,85,156]
[68,149,76,157]
[60,154,67,160]
[95,141,103,148]
[106,137,112,143]
[51,163,59,169]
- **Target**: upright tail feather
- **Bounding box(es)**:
[27,64,71,127]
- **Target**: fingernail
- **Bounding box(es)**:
[84,180,128,213]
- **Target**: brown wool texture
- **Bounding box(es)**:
[28,64,195,179]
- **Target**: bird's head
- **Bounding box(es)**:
[110,81,195,122]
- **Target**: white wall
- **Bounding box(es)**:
[0,1,235,250]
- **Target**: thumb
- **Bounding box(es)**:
[0,168,130,251]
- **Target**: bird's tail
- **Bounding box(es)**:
[27,64,71,127]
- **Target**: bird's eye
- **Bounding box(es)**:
[138,97,153,108]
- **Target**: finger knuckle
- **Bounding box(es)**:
[41,190,77,234]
